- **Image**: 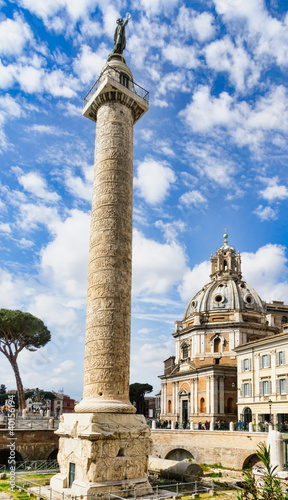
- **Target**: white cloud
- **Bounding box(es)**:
[157,71,192,96]
[253,205,278,221]
[179,190,207,207]
[18,237,34,249]
[184,141,236,187]
[180,85,288,150]
[132,229,187,296]
[29,294,80,333]
[0,14,33,56]
[205,36,259,92]
[53,360,76,375]
[180,85,236,132]
[241,244,288,303]
[28,124,65,135]
[0,61,15,89]
[259,176,288,201]
[58,102,82,117]
[127,17,168,68]
[192,12,216,42]
[0,267,34,309]
[134,159,176,205]
[40,209,90,302]
[178,260,210,303]
[155,219,186,242]
[18,172,60,203]
[73,44,108,84]
[5,63,79,97]
[214,0,288,67]
[131,338,174,376]
[16,65,44,93]
[0,222,12,234]
[43,69,79,98]
[0,95,23,150]
[18,203,60,231]
[18,0,98,23]
[64,169,93,201]
[139,0,179,16]
[176,6,216,42]
[162,44,199,69]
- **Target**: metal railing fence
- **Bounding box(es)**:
[1,459,59,473]
[0,416,59,430]
[83,65,149,106]
[14,474,216,500]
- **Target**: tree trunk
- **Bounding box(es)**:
[9,356,25,411]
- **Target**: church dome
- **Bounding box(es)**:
[184,278,266,319]
[183,232,266,321]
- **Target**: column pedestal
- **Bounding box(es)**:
[51,413,152,497]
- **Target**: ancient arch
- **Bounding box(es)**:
[242,453,262,469]
[0,449,23,466]
[165,448,193,461]
[47,449,58,461]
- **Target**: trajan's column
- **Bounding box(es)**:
[51,16,152,497]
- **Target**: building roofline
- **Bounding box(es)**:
[234,330,288,351]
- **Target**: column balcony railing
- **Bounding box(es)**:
[84,65,149,107]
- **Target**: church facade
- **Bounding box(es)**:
[159,233,287,426]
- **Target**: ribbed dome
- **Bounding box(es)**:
[183,235,266,321]
[184,278,266,320]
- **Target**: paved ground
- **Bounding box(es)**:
[0,493,13,499]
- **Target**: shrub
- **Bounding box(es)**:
[237,442,288,500]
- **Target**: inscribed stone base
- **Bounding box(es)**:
[50,412,153,498]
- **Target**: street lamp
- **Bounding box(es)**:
[268,399,273,423]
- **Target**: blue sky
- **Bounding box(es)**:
[0,0,288,401]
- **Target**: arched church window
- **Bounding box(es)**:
[214,337,221,353]
[182,344,189,359]
[281,316,288,325]
[168,400,172,413]
[200,397,206,413]
[223,260,228,271]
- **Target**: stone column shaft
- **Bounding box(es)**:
[76,101,134,413]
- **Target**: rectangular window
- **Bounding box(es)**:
[260,354,271,369]
[243,358,251,371]
[276,351,286,366]
[260,380,271,396]
[277,378,287,395]
[242,383,251,397]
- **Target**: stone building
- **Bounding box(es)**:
[160,233,285,426]
[235,329,288,427]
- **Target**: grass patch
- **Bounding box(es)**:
[200,463,224,472]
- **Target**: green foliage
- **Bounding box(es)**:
[0,309,50,410]
[25,390,56,401]
[0,392,18,407]
[237,442,288,500]
[0,309,51,352]
[0,383,6,394]
[129,382,153,415]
